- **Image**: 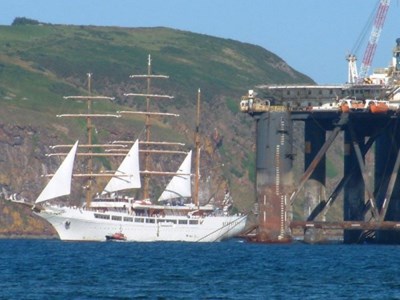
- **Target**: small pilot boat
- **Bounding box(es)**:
[105,232,127,241]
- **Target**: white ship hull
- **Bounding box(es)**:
[34,206,247,242]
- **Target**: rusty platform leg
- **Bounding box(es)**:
[303,120,326,243]
[343,129,365,243]
[255,109,293,243]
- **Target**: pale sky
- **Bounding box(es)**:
[1,0,400,84]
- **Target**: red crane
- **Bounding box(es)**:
[358,0,390,82]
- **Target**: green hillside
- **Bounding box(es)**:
[0,21,313,237]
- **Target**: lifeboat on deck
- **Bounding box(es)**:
[339,99,364,112]
[367,100,389,114]
[339,101,350,113]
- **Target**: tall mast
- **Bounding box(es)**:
[123,54,174,200]
[194,89,201,207]
[144,55,152,200]
[86,73,93,207]
[60,74,117,207]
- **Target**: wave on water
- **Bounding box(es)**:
[1,239,399,299]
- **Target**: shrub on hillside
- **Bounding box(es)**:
[12,17,40,26]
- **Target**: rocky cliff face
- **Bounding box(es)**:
[0,123,56,200]
[0,200,56,238]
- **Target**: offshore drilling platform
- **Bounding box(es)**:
[240,38,400,244]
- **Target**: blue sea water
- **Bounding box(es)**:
[0,239,400,299]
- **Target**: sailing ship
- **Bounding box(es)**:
[32,59,247,242]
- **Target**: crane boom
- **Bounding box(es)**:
[358,0,390,82]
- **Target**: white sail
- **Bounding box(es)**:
[102,139,141,194]
[158,150,192,202]
[35,141,79,203]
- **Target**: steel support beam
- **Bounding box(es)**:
[291,220,400,231]
[348,122,379,219]
[375,122,400,243]
[290,113,348,205]
[379,148,400,222]
[343,128,365,243]
[304,120,326,219]
[319,136,375,219]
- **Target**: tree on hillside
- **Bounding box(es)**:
[12,17,40,26]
